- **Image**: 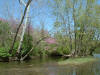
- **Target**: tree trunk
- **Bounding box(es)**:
[9,0,32,54]
[17,5,30,54]
[72,0,77,56]
[68,11,72,51]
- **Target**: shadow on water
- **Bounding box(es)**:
[0,54,100,75]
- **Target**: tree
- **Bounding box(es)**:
[17,0,31,55]
[9,0,32,55]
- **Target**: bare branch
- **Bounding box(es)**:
[19,0,26,6]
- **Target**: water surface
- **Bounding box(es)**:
[0,55,100,75]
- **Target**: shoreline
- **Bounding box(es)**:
[58,57,99,65]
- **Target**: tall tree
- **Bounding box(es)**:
[9,0,32,54]
[17,0,31,54]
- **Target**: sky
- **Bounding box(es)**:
[0,0,100,32]
[0,0,55,32]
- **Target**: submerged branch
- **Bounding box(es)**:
[20,36,48,61]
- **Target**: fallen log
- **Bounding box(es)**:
[20,47,33,61]
[62,54,72,58]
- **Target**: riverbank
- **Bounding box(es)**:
[58,57,98,65]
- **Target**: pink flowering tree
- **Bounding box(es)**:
[45,38,57,44]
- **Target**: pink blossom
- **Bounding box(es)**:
[0,18,7,22]
[45,38,57,44]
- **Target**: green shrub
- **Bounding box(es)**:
[21,34,33,56]
[57,46,71,55]
[11,42,19,56]
[0,47,11,58]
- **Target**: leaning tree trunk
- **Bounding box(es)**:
[20,36,49,61]
[9,0,32,54]
[17,5,30,54]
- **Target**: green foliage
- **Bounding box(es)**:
[11,42,19,56]
[58,57,98,65]
[51,0,100,57]
[32,47,48,57]
[32,47,40,56]
[21,34,33,56]
[57,46,70,55]
[0,21,12,58]
[54,20,62,28]
[0,0,100,60]
[40,49,48,57]
[0,21,11,47]
[0,47,11,58]
[32,42,49,57]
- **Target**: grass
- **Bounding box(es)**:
[58,57,98,65]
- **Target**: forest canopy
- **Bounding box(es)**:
[0,0,100,61]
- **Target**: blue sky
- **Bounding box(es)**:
[97,0,100,4]
[0,0,55,31]
[0,0,100,32]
